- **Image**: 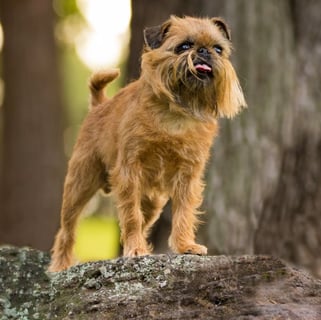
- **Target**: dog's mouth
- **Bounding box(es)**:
[194,63,212,74]
[192,59,213,80]
[178,58,214,87]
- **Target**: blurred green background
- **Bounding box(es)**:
[0,0,132,261]
[54,0,130,261]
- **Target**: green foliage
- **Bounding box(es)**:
[53,0,82,19]
[60,46,89,125]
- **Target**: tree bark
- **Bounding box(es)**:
[202,0,297,256]
[1,247,321,319]
[0,0,64,250]
[253,0,321,277]
[128,0,321,277]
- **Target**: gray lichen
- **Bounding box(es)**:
[0,246,51,320]
[1,246,321,319]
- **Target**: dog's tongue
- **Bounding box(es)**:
[195,63,212,73]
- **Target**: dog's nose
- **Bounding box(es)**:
[197,47,210,57]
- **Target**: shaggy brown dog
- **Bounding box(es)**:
[49,16,246,272]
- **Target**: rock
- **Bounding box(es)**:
[0,246,321,319]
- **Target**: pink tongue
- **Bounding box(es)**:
[195,64,212,72]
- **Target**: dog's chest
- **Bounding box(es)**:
[139,134,207,192]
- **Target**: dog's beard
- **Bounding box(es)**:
[168,53,219,120]
[141,49,244,121]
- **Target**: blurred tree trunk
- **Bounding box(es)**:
[252,0,321,276]
[128,0,321,276]
[0,0,64,250]
[202,0,321,278]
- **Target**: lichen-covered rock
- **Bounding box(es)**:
[0,246,321,319]
[0,246,50,320]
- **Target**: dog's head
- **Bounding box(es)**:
[141,16,247,120]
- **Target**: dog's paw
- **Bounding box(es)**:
[183,243,208,256]
[123,246,151,257]
[169,242,207,256]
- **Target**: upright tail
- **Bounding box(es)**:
[89,69,120,107]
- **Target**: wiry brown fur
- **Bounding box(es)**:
[49,16,246,272]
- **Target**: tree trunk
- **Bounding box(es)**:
[128,0,321,277]
[202,0,297,256]
[0,0,64,250]
[253,0,321,277]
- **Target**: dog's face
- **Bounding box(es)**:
[141,16,246,119]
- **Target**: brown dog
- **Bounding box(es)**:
[49,16,246,272]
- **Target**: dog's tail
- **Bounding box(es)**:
[89,69,120,107]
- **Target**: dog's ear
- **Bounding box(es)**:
[211,17,231,41]
[143,19,171,49]
[216,60,247,118]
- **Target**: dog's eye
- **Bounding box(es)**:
[175,41,193,54]
[213,45,223,55]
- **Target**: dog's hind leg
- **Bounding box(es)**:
[48,151,105,272]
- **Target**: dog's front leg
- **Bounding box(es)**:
[112,165,151,257]
[169,173,207,255]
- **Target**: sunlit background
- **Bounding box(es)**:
[55,0,131,70]
[0,0,132,262]
[56,0,131,262]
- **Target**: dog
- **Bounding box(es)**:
[49,15,246,272]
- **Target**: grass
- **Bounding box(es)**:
[74,215,120,262]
